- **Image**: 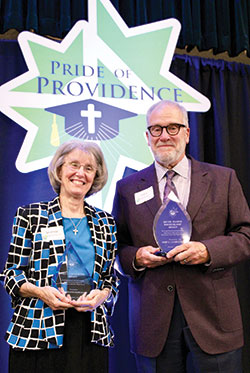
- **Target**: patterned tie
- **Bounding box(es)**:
[163,170,178,203]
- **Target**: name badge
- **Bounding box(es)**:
[134,186,154,205]
[41,226,65,241]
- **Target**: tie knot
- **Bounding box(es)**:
[166,170,175,180]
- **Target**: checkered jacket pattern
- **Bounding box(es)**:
[2,196,119,350]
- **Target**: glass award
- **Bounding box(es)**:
[153,192,192,254]
[52,241,94,300]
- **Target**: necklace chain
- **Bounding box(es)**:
[69,217,84,235]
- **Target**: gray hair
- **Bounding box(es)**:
[146,100,189,128]
[48,139,108,197]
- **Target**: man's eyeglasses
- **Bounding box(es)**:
[64,161,96,174]
[147,124,186,137]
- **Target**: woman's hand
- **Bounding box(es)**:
[19,282,73,310]
[70,288,111,312]
[38,286,74,310]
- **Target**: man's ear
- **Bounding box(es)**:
[145,130,150,146]
[185,127,190,144]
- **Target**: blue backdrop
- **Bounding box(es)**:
[0,40,249,373]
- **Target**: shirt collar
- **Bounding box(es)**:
[155,155,189,183]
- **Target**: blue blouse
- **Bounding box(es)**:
[62,217,95,277]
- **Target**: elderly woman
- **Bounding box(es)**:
[2,140,119,373]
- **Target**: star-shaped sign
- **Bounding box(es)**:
[0,0,210,210]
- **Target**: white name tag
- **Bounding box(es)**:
[134,186,154,205]
[41,226,65,241]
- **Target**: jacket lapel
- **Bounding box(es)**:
[187,157,211,221]
[136,159,212,222]
[47,196,66,265]
[48,196,63,227]
[84,202,103,284]
[136,163,162,218]
[84,202,99,248]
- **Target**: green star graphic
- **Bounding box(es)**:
[0,0,210,209]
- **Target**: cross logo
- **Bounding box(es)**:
[0,0,210,210]
[81,103,102,134]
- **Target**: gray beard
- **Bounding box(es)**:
[155,151,180,168]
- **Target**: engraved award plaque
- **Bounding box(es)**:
[52,241,94,300]
[153,192,192,254]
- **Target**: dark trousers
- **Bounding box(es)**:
[135,295,242,373]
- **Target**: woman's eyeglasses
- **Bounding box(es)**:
[64,161,96,174]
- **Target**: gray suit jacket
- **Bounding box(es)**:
[112,156,250,357]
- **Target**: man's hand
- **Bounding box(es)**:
[135,246,171,268]
[166,241,210,265]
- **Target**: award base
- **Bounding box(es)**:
[57,274,94,300]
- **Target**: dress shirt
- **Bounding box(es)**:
[155,155,191,209]
[133,156,191,271]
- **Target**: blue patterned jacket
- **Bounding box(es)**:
[2,196,119,350]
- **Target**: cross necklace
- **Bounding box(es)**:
[69,217,84,235]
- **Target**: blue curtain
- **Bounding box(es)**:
[0,39,249,373]
[0,0,249,56]
[110,54,250,373]
[170,54,250,195]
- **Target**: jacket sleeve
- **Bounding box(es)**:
[2,206,31,307]
[201,169,250,272]
[100,217,120,316]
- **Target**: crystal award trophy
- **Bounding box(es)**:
[52,241,94,300]
[153,192,192,254]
